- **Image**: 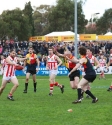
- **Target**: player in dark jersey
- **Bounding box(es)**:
[68,46,98,104]
[23,47,40,93]
[86,47,99,98]
[56,50,84,100]
[57,50,80,90]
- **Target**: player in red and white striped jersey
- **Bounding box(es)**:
[0,49,26,101]
[46,48,64,96]
[99,54,107,79]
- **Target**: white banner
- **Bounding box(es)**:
[94,66,112,74]
[0,66,112,76]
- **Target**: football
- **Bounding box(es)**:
[15,65,24,70]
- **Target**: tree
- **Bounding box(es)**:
[23,1,34,36]
[33,5,53,36]
[96,8,112,34]
[0,15,10,40]
[0,8,32,40]
[48,0,86,33]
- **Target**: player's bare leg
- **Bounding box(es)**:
[70,76,84,99]
[49,73,64,95]
[23,73,30,93]
[0,80,7,96]
[70,77,79,89]
[7,77,19,101]
[102,72,105,79]
[49,74,55,95]
[72,78,98,104]
[99,71,105,79]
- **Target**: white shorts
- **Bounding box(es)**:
[100,67,105,72]
[49,70,58,75]
[3,75,16,81]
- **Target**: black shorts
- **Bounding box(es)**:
[26,69,36,75]
[69,70,80,81]
[84,75,96,82]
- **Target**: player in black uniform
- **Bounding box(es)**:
[23,47,40,93]
[68,46,98,104]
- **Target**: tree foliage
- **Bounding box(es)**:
[0,8,32,40]
[33,5,54,36]
[0,0,87,40]
[48,0,86,33]
[23,1,34,36]
[96,8,112,34]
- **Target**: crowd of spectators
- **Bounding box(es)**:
[0,39,112,66]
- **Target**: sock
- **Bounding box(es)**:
[110,85,112,88]
[85,90,96,99]
[54,82,62,88]
[33,82,37,89]
[8,93,12,96]
[77,88,82,100]
[25,83,28,91]
[50,83,54,93]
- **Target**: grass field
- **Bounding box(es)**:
[0,75,112,125]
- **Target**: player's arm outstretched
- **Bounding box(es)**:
[16,57,27,61]
[68,58,86,76]
[65,56,79,63]
[56,51,65,58]
[23,59,27,69]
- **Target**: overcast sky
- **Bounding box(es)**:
[0,0,112,19]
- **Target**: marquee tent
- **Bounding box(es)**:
[105,32,112,35]
[45,31,79,42]
[45,31,78,36]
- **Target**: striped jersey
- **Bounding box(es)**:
[99,59,106,67]
[47,54,58,70]
[4,56,17,77]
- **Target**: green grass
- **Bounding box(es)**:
[0,75,112,125]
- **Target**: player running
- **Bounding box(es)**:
[68,46,98,104]
[56,50,80,89]
[46,47,64,96]
[0,49,26,101]
[98,54,107,79]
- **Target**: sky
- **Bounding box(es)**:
[0,0,112,20]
